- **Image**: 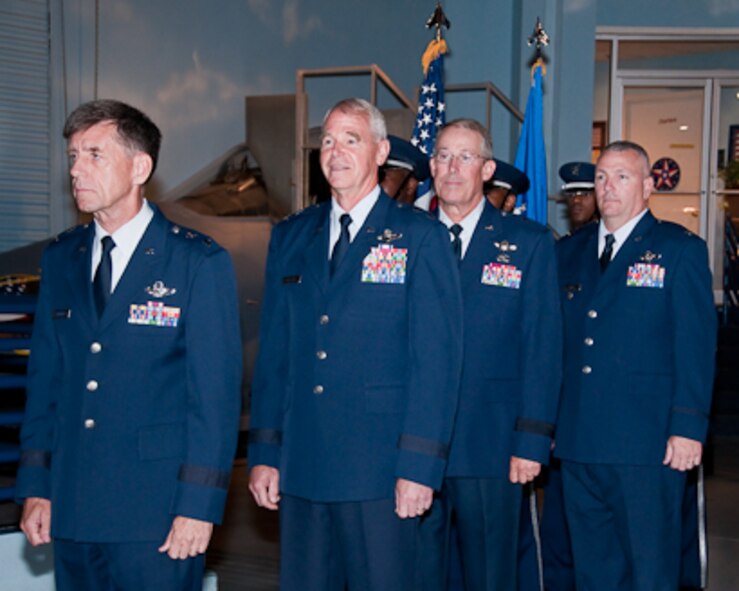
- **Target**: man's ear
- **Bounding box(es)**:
[132,152,153,186]
[375,139,390,167]
[482,159,496,182]
[642,174,654,202]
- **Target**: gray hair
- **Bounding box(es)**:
[435,118,493,160]
[599,140,651,177]
[64,99,162,182]
[322,98,387,142]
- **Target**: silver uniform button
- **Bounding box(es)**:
[567,292,574,300]
[86,380,99,391]
[90,342,102,354]
[316,350,327,360]
[319,315,330,325]
[313,385,324,395]
[584,337,594,346]
[588,310,598,319]
[84,419,96,429]
[582,365,592,374]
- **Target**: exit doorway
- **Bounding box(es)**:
[596,31,739,301]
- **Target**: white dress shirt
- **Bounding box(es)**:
[91,199,154,292]
[598,208,649,261]
[438,196,486,260]
[328,186,381,258]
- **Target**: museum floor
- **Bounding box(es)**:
[206,436,739,591]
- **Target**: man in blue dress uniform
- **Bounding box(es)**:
[519,160,600,591]
[485,159,530,213]
[380,135,430,204]
[16,99,242,591]
[247,98,463,591]
[415,118,561,591]
[555,141,716,590]
[559,161,599,232]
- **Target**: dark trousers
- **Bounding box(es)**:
[540,461,575,591]
[279,494,417,591]
[416,477,521,591]
[561,462,685,591]
[53,538,204,591]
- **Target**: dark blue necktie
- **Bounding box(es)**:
[450,224,463,261]
[330,214,352,276]
[93,236,116,316]
[600,233,615,272]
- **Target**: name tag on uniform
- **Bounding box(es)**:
[626,263,665,288]
[361,244,407,284]
[481,262,522,289]
[128,301,181,327]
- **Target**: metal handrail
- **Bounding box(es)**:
[445,82,524,125]
[295,64,415,211]
[293,66,524,210]
[723,216,739,325]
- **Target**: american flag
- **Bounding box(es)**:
[411,39,448,202]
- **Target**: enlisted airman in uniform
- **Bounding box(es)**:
[380,135,431,204]
[485,159,530,214]
[559,162,598,232]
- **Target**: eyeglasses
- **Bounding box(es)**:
[433,150,485,167]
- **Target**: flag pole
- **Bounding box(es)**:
[513,17,550,224]
[411,2,450,209]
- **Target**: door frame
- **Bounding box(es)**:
[597,29,739,293]
[611,74,712,239]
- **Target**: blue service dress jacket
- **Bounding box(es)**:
[16,206,243,542]
[446,201,562,478]
[554,211,716,465]
[248,192,463,502]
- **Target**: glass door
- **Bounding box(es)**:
[711,79,739,300]
[612,77,711,238]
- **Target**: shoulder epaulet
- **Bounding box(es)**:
[654,218,702,241]
[282,203,321,223]
[54,223,89,242]
[408,203,436,221]
[169,224,216,249]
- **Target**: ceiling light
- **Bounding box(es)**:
[679,125,689,131]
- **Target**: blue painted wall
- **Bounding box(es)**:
[50,0,739,231]
[93,0,433,197]
[597,0,739,27]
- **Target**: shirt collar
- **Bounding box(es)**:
[94,199,154,258]
[331,186,381,242]
[438,197,486,259]
[598,208,649,257]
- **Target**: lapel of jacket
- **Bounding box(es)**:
[303,202,331,295]
[459,200,500,294]
[66,224,97,331]
[330,192,393,285]
[98,207,168,331]
[594,210,657,296]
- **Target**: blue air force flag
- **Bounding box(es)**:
[514,61,548,225]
